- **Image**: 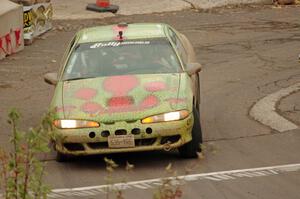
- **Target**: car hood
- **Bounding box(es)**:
[51,73,193,122]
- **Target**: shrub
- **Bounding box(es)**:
[0,109,51,199]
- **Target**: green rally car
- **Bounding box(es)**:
[44,23,203,162]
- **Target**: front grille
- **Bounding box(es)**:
[135,138,156,146]
[64,143,85,151]
[131,128,141,135]
[160,135,181,145]
[87,142,109,149]
[115,129,127,135]
[101,130,111,137]
[63,135,180,151]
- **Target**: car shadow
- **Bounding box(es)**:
[67,150,185,169]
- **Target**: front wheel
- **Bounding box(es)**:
[49,140,69,162]
[178,108,203,158]
[56,151,71,162]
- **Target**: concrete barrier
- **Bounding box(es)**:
[188,0,273,9]
[0,0,24,60]
[11,0,53,45]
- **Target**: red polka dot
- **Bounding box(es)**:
[103,75,139,96]
[140,95,159,108]
[75,88,97,100]
[81,102,103,114]
[108,96,134,107]
[144,81,167,92]
[112,25,128,32]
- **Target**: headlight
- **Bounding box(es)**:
[141,110,189,124]
[53,119,100,129]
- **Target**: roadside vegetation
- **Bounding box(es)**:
[102,157,186,199]
[0,109,212,199]
[0,109,51,199]
[102,144,212,199]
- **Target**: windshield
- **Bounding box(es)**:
[62,38,182,80]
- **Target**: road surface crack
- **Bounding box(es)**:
[257,73,300,94]
[205,129,295,143]
[181,0,198,10]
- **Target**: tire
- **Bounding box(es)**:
[195,73,201,117]
[56,151,71,162]
[178,108,203,158]
[48,141,67,162]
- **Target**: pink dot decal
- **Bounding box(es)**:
[140,95,159,108]
[112,25,128,32]
[75,88,97,100]
[103,75,139,96]
[108,96,134,107]
[81,102,103,114]
[144,81,167,92]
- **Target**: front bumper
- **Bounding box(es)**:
[53,114,194,155]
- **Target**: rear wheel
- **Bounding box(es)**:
[178,108,203,158]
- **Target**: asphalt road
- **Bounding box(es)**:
[0,5,300,199]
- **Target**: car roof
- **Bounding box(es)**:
[76,23,169,44]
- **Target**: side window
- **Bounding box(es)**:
[168,28,188,66]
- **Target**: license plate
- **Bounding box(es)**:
[108,135,135,148]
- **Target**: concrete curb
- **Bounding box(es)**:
[250,83,300,132]
[186,0,273,9]
[51,0,273,20]
[51,0,190,20]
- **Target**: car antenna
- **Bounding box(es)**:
[118,31,123,41]
[116,22,127,41]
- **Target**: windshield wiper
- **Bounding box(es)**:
[64,76,97,81]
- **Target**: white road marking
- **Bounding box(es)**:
[250,83,300,132]
[49,163,300,198]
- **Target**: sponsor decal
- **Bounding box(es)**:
[23,8,34,28]
[90,41,151,49]
[23,3,53,41]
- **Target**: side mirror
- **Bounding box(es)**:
[44,72,58,85]
[186,63,202,76]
